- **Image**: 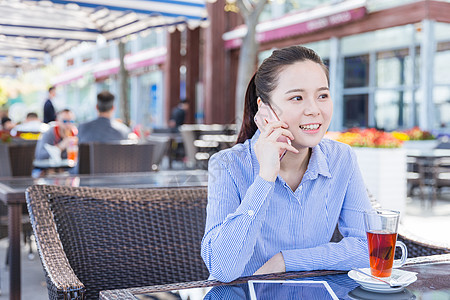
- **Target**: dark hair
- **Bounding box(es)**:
[49,86,55,93]
[26,112,38,119]
[236,46,329,144]
[57,108,72,116]
[97,91,115,112]
[1,117,11,126]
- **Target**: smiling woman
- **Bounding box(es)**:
[202,46,372,282]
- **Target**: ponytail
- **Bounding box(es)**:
[237,74,259,144]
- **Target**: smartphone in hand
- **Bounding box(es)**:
[254,102,292,160]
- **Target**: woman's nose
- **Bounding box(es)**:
[304,99,320,116]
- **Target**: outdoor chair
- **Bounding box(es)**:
[434,157,450,195]
[77,143,91,174]
[0,141,37,177]
[89,142,155,174]
[146,135,170,170]
[179,124,236,169]
[26,185,209,300]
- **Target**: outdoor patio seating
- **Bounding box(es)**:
[76,142,155,174]
[179,124,236,169]
[0,141,37,177]
[26,183,449,300]
[25,185,209,300]
[146,135,170,170]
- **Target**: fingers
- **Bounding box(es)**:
[278,141,299,154]
[259,121,294,142]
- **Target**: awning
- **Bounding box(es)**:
[0,0,208,76]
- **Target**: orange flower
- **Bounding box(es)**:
[333,128,404,148]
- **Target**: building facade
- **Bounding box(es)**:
[51,0,450,133]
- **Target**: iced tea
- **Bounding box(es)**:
[367,230,397,277]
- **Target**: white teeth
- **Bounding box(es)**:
[300,124,320,130]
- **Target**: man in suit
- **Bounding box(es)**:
[77,91,130,143]
[43,86,57,124]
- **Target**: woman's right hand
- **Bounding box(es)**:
[255,121,298,182]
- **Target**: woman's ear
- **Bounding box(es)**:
[257,97,263,108]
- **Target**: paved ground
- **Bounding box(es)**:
[0,187,448,299]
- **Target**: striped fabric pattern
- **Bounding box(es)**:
[202,131,372,282]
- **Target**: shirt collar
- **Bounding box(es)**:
[305,143,332,180]
[250,130,332,180]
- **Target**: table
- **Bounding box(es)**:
[0,170,208,300]
[99,254,450,299]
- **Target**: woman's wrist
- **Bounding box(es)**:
[259,170,277,182]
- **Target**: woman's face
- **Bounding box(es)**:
[269,60,333,149]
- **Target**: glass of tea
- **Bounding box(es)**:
[364,209,408,278]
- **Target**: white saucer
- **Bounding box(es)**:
[347,268,417,293]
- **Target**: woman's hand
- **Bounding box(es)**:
[255,121,298,182]
[253,252,286,275]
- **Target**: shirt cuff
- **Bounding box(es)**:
[282,248,319,271]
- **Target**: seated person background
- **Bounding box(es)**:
[11,112,49,136]
[34,109,77,160]
[77,91,130,143]
[1,117,15,131]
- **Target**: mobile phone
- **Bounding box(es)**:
[254,102,292,160]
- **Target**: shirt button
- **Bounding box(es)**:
[248,210,255,216]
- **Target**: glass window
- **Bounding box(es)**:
[343,94,368,128]
[433,86,450,128]
[140,31,159,50]
[98,45,111,61]
[374,90,407,130]
[376,50,408,87]
[341,25,414,57]
[344,55,369,88]
[434,48,450,85]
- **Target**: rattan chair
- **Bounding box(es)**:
[89,142,154,174]
[9,141,37,176]
[26,185,209,300]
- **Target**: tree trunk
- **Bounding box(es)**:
[118,41,130,126]
[234,0,268,131]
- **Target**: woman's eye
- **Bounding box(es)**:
[291,96,302,101]
[318,94,329,100]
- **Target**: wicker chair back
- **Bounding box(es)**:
[89,142,154,174]
[26,185,209,299]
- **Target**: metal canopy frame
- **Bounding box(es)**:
[0,0,207,76]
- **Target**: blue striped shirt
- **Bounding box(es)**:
[201,131,371,282]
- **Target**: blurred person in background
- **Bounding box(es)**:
[11,112,49,136]
[43,86,57,124]
[1,117,15,131]
[77,91,130,143]
[169,98,189,131]
[34,109,78,160]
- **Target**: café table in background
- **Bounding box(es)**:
[99,254,450,300]
[0,170,208,300]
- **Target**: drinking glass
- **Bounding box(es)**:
[364,209,408,278]
[67,137,78,167]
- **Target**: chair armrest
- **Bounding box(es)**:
[398,225,450,258]
[26,187,86,300]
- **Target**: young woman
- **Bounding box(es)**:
[201,46,371,282]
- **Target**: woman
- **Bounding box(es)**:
[201,46,371,282]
